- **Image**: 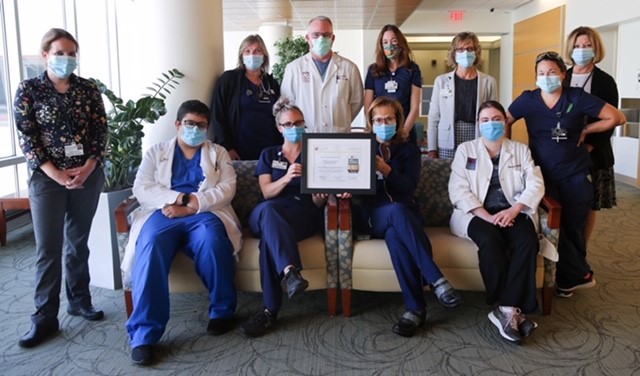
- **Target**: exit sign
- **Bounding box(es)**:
[450,10,464,22]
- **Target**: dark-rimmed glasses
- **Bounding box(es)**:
[182,120,208,129]
[278,120,306,129]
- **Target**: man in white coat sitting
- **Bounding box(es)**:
[281,15,363,133]
[122,100,242,366]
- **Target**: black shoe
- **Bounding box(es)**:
[556,272,596,297]
[518,317,538,338]
[18,323,59,348]
[207,317,235,335]
[240,309,276,338]
[281,268,309,299]
[131,345,153,366]
[67,306,104,321]
[392,310,425,337]
[432,279,463,308]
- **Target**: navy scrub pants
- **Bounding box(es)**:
[364,203,444,312]
[248,199,321,314]
[126,210,236,348]
[467,213,539,313]
[28,167,104,326]
[545,172,593,287]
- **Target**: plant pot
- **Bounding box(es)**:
[88,188,132,290]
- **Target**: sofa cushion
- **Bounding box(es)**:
[415,157,454,228]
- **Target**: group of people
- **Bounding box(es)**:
[13,16,625,366]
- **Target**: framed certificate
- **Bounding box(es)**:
[301,133,376,194]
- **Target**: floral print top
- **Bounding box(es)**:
[13,71,107,170]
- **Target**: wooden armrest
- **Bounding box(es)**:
[338,198,351,231]
[326,195,338,231]
[114,196,139,233]
[539,194,561,229]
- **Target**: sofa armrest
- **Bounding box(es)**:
[539,194,561,229]
[537,194,561,316]
[114,196,139,233]
[324,195,340,315]
[114,195,139,318]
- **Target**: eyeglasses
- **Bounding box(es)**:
[455,46,475,53]
[372,116,396,125]
[309,32,333,39]
[278,120,306,129]
[182,120,208,129]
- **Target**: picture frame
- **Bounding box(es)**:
[301,133,376,195]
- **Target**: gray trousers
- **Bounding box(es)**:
[28,167,104,325]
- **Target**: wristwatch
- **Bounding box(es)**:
[181,193,190,206]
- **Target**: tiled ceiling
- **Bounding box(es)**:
[222,0,533,31]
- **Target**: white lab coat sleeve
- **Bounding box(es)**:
[512,142,544,215]
[193,144,237,213]
[132,142,180,208]
[427,76,443,151]
[281,61,296,102]
[448,144,484,215]
[349,63,364,122]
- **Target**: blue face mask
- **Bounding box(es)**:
[48,55,77,79]
[283,126,305,143]
[373,124,396,142]
[311,37,332,58]
[479,121,505,142]
[243,55,264,71]
[181,126,207,147]
[571,48,595,66]
[455,51,476,68]
[536,75,562,93]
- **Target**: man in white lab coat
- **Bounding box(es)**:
[281,16,364,133]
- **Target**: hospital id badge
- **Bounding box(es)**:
[271,160,287,170]
[385,79,398,93]
[64,143,84,157]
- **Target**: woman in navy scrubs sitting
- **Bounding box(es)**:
[240,96,327,338]
[352,97,462,337]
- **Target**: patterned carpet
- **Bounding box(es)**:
[1,183,639,375]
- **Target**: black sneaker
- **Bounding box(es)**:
[556,272,596,297]
[131,345,153,366]
[392,310,425,337]
[240,309,275,338]
[207,317,235,335]
[488,307,522,343]
[516,312,538,338]
[432,278,462,308]
[281,268,309,299]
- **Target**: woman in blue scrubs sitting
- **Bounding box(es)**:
[352,97,462,337]
[240,96,327,338]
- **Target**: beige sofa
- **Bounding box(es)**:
[335,157,560,317]
[116,158,559,318]
[116,160,340,317]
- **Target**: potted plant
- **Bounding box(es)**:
[91,68,185,191]
[271,36,309,84]
[87,69,184,289]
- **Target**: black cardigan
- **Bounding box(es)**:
[563,66,619,169]
[209,68,281,152]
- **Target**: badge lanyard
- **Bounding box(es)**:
[54,92,85,157]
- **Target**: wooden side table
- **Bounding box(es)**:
[0,191,31,247]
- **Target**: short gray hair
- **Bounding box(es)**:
[307,16,333,33]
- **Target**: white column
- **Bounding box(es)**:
[114,0,224,149]
[258,24,292,72]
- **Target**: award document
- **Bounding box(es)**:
[301,133,376,194]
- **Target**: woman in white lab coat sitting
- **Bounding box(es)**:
[448,100,544,345]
